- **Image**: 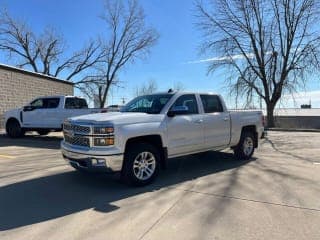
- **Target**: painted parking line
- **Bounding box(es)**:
[0,154,16,159]
[313,162,320,165]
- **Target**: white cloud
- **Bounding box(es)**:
[186,48,304,65]
[185,51,274,64]
[185,53,254,64]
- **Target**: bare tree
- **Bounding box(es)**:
[135,79,158,96]
[196,0,320,127]
[77,0,159,107]
[0,10,104,80]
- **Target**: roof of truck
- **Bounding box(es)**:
[150,91,219,95]
[35,95,86,99]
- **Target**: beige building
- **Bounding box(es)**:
[0,63,74,128]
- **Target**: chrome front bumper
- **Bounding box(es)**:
[62,148,124,172]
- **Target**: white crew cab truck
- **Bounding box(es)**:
[61,91,264,186]
[4,96,101,138]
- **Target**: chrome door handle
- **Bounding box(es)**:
[194,119,203,124]
[223,117,229,121]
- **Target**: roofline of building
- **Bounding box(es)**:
[0,63,74,85]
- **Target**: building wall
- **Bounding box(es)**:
[0,65,73,128]
[274,116,320,129]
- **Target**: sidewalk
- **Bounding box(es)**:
[266,128,320,133]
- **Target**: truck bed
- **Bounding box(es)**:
[229,110,264,146]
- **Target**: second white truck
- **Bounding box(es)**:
[61,91,264,186]
[4,96,102,137]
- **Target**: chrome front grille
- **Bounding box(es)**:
[63,121,114,148]
[64,134,90,147]
[63,122,90,134]
[63,122,91,147]
[73,125,90,134]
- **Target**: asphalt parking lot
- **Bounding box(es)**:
[0,131,319,240]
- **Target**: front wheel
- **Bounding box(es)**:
[6,119,25,138]
[234,131,255,160]
[121,142,160,186]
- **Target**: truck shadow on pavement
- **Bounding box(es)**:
[0,134,62,150]
[0,151,252,231]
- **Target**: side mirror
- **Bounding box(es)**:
[167,106,189,117]
[23,105,34,111]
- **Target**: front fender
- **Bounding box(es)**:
[116,121,167,152]
[4,108,22,127]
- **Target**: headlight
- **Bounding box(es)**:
[63,120,72,131]
[93,126,114,134]
[94,137,114,146]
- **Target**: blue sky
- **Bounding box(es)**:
[1,0,320,108]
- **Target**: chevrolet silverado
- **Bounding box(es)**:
[61,91,264,186]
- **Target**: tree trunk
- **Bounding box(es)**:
[100,84,111,108]
[266,104,275,128]
[99,99,105,108]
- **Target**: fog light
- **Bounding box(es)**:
[97,159,105,164]
[91,159,98,165]
[91,158,105,165]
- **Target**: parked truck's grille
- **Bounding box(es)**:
[63,122,91,147]
[64,134,90,147]
[63,123,90,134]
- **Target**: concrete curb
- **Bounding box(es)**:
[266,128,320,133]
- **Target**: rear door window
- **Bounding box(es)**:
[200,95,224,113]
[43,98,60,108]
[65,98,88,109]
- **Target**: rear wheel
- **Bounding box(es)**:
[121,142,160,186]
[6,119,25,138]
[234,131,255,160]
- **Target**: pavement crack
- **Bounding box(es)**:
[138,191,187,240]
[170,187,320,212]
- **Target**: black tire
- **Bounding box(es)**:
[121,142,160,186]
[6,119,25,138]
[234,131,255,160]
[37,130,50,136]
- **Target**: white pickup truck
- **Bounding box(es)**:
[61,91,264,186]
[4,96,102,137]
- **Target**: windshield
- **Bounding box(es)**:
[121,94,173,114]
